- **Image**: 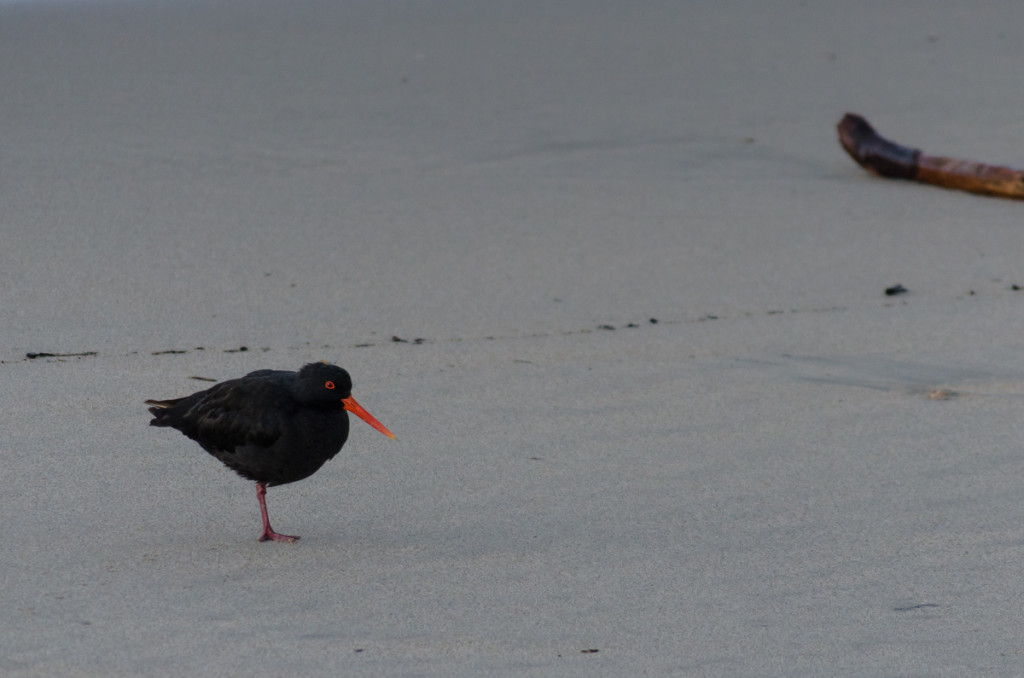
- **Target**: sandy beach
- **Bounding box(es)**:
[5,0,1024,675]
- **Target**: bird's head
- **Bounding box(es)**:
[296,363,395,439]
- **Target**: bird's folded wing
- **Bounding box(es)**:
[185,381,292,452]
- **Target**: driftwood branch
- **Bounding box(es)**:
[837,113,1024,200]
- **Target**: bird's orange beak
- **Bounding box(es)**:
[342,396,396,439]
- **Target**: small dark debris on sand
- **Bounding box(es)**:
[885,284,908,296]
[392,336,426,344]
[26,351,97,359]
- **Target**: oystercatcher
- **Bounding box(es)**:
[146,363,394,542]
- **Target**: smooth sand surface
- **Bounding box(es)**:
[5,1,1024,675]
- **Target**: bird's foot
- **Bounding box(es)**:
[258,528,300,543]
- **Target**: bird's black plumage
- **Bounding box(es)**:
[146,362,393,542]
[148,364,353,486]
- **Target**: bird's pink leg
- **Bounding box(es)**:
[256,482,300,542]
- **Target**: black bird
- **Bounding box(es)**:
[146,363,394,542]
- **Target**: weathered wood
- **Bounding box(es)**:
[915,154,1024,199]
[837,113,920,180]
[837,113,1024,200]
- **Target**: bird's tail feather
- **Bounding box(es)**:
[145,398,183,425]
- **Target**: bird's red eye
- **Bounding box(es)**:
[325,381,335,390]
